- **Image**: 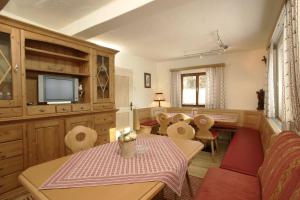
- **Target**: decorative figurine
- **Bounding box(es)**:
[256,89,265,111]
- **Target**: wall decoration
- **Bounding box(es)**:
[144,73,151,88]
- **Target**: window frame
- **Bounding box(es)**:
[181,72,206,107]
[274,31,284,121]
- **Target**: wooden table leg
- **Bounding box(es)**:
[186,171,193,197]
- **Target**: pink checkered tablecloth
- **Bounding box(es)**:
[40,136,188,195]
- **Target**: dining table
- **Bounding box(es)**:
[168,112,240,128]
[19,135,204,200]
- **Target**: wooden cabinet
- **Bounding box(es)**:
[0,124,25,195]
[27,119,65,166]
[65,115,94,131]
[0,24,22,109]
[94,112,116,145]
[93,50,115,105]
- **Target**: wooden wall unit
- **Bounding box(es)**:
[0,16,118,199]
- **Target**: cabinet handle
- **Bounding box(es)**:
[39,109,45,112]
[0,155,6,159]
[0,168,4,171]
[14,64,19,72]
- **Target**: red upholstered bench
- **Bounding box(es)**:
[220,128,264,176]
[194,131,300,200]
[140,119,159,134]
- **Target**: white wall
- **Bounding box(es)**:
[156,49,267,110]
[115,51,157,108]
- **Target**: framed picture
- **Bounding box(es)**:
[144,73,151,88]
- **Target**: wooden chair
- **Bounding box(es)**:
[166,121,196,198]
[167,121,195,140]
[172,113,192,124]
[193,114,219,161]
[156,112,171,136]
[65,125,98,153]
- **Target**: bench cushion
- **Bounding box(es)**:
[140,119,158,127]
[258,131,300,200]
[220,128,264,176]
[194,168,261,200]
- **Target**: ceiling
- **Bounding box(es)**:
[1,0,283,61]
[2,0,114,29]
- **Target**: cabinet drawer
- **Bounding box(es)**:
[0,108,22,118]
[0,140,23,160]
[0,156,23,176]
[0,124,23,143]
[95,134,110,145]
[94,113,115,124]
[93,103,114,111]
[0,172,21,194]
[72,104,91,112]
[56,105,71,113]
[27,105,56,115]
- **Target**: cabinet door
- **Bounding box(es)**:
[27,119,65,166]
[0,24,21,107]
[93,50,115,104]
[65,115,94,132]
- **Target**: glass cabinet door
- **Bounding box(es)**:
[0,25,21,107]
[94,53,114,103]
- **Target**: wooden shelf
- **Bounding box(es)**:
[25,47,89,62]
[26,67,90,77]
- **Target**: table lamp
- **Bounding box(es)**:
[154,92,165,107]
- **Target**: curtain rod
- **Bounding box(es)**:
[169,63,225,72]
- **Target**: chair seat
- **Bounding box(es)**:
[196,130,219,140]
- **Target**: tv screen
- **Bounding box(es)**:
[38,75,78,103]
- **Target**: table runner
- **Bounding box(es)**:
[40,136,188,195]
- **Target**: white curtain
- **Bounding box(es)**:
[170,71,181,107]
[265,43,276,118]
[205,66,225,109]
[281,0,300,131]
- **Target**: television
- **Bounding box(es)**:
[38,75,79,103]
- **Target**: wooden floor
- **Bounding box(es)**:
[188,141,228,178]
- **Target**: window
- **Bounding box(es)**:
[181,73,206,107]
[275,32,284,120]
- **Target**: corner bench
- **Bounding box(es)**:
[194,131,300,200]
[220,128,264,176]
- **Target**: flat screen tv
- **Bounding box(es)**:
[38,75,79,103]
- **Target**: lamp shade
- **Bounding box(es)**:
[154,93,165,101]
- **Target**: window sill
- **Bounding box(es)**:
[267,117,283,134]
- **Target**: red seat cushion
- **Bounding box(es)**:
[194,168,261,200]
[140,120,158,127]
[220,128,264,176]
[211,130,219,138]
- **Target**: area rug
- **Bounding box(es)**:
[155,175,203,200]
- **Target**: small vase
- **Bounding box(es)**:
[119,140,136,158]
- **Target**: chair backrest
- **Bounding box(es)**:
[258,131,300,200]
[65,125,98,153]
[156,112,170,135]
[167,121,195,140]
[172,113,192,124]
[193,114,215,139]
